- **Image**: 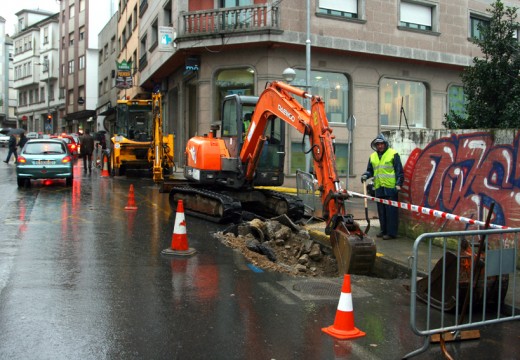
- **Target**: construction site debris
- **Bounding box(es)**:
[214,218,338,277]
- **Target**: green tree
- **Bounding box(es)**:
[444,0,520,129]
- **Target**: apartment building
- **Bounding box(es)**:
[133,0,507,187]
[0,17,17,129]
[58,0,116,133]
[12,10,61,134]
[116,0,146,101]
[97,12,120,132]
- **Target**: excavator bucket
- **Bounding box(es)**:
[416,252,509,312]
[330,221,376,275]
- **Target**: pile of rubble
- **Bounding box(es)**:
[213,216,338,277]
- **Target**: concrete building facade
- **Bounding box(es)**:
[0,16,17,128]
[131,0,510,192]
[58,0,116,133]
[12,10,62,134]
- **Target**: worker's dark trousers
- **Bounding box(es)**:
[377,194,399,237]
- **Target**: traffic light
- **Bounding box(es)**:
[47,114,52,123]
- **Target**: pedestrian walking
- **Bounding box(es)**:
[4,134,19,164]
[361,134,404,239]
[18,132,28,150]
[80,129,95,172]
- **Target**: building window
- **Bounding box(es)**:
[318,0,358,19]
[111,36,116,53]
[43,27,49,44]
[399,1,433,31]
[290,142,350,175]
[150,18,159,51]
[69,4,75,18]
[104,44,109,59]
[49,84,55,101]
[379,78,426,128]
[139,33,148,69]
[40,87,45,103]
[79,26,85,41]
[164,0,172,25]
[79,0,85,12]
[291,69,349,124]
[68,60,75,74]
[220,0,253,6]
[214,68,255,123]
[470,15,490,40]
[79,55,85,70]
[69,32,74,46]
[99,50,103,65]
[448,85,467,120]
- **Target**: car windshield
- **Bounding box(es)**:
[24,142,66,154]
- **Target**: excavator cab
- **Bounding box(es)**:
[221,94,285,187]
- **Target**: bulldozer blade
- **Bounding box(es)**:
[430,330,480,343]
[330,223,376,275]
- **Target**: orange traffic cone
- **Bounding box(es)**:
[101,154,110,177]
[124,184,138,210]
[322,275,365,340]
[161,200,196,256]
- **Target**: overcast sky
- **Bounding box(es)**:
[2,0,60,36]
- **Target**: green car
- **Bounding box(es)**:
[16,139,74,187]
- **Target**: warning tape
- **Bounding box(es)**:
[347,190,510,230]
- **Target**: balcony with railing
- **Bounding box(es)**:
[178,4,280,39]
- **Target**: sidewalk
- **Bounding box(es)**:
[304,196,520,316]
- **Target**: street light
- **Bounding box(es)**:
[36,58,51,134]
[282,68,296,83]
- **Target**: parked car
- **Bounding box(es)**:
[16,139,74,187]
[51,134,79,159]
[69,133,81,155]
[0,133,9,147]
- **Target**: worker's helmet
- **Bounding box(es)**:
[370,134,388,151]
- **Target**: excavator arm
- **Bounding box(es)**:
[150,91,175,182]
[241,81,347,225]
[241,81,376,274]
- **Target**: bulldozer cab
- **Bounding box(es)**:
[221,94,285,186]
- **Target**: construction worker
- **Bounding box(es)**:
[361,134,404,239]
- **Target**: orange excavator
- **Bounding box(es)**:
[168,81,376,274]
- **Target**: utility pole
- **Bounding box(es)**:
[37,58,51,134]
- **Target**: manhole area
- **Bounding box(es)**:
[293,281,340,297]
[278,279,372,301]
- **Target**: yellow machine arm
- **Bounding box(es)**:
[150,91,175,182]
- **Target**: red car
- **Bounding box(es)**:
[51,134,79,159]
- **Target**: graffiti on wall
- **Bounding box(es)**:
[401,131,520,232]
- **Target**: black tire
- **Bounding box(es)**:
[66,176,73,187]
[17,177,25,188]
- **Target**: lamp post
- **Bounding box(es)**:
[36,59,51,134]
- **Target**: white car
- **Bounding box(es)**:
[26,132,39,139]
[0,133,9,147]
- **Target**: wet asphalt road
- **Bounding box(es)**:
[0,148,518,360]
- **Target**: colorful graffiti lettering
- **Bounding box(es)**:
[402,132,520,232]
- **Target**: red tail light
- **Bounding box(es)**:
[62,155,72,163]
[17,156,27,164]
[70,144,76,150]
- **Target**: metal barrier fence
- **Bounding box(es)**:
[405,228,519,359]
[295,170,323,220]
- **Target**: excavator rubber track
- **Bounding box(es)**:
[169,186,305,224]
[249,189,305,220]
[169,186,242,224]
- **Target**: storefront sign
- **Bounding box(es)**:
[116,60,133,89]
[159,26,175,52]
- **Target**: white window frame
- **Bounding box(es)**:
[318,0,362,19]
[399,1,438,32]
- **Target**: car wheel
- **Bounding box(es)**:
[17,177,25,188]
[66,176,73,187]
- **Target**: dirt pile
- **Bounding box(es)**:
[213,216,338,277]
